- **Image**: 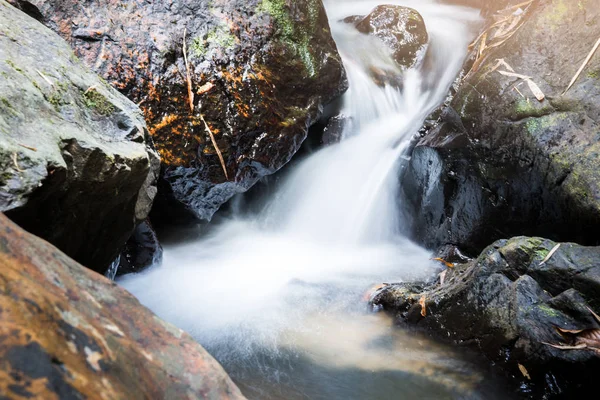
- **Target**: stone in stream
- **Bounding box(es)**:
[371,236,600,397]
[0,213,246,399]
[115,219,163,278]
[14,0,348,224]
[0,0,160,273]
[401,0,600,255]
[350,5,429,70]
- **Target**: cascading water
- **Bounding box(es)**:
[121,1,510,398]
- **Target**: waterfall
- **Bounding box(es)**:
[120,0,482,390]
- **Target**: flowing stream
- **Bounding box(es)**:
[121,1,513,398]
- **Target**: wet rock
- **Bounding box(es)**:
[372,236,600,397]
[0,213,245,399]
[355,5,428,69]
[24,0,348,222]
[321,114,348,145]
[116,219,163,277]
[402,0,600,254]
[0,0,159,273]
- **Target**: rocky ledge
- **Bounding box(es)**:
[0,213,245,399]
[372,237,600,397]
[0,0,159,272]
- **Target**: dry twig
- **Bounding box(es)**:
[563,37,600,95]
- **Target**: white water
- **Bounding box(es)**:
[121,0,482,392]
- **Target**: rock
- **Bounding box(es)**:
[321,114,348,145]
[355,5,428,69]
[0,213,245,399]
[402,0,600,255]
[115,219,163,278]
[0,0,159,273]
[372,237,600,397]
[23,0,348,222]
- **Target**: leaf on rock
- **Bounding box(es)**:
[542,342,587,350]
[518,363,531,380]
[439,269,448,285]
[419,295,427,317]
[432,258,454,269]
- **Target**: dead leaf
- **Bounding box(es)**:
[11,152,23,172]
[542,342,587,350]
[518,363,531,380]
[431,258,454,269]
[540,243,561,265]
[362,283,388,302]
[439,269,448,285]
[556,327,585,335]
[419,295,427,317]
[197,82,215,96]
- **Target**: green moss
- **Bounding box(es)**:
[544,0,570,27]
[83,88,115,116]
[587,69,600,79]
[0,97,10,108]
[191,23,236,58]
[5,59,23,73]
[256,0,320,77]
[536,304,561,318]
[513,99,553,120]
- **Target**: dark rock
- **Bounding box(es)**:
[0,0,159,273]
[321,114,348,145]
[0,213,245,399]
[116,219,163,277]
[355,5,428,69]
[402,0,600,254]
[372,236,600,397]
[25,0,348,222]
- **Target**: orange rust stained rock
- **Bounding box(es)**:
[26,0,347,220]
[0,213,246,400]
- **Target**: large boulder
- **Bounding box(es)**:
[0,213,245,399]
[18,0,348,222]
[0,0,159,272]
[402,0,600,255]
[372,237,600,397]
[351,5,428,69]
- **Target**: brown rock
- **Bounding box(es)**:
[0,213,245,400]
[16,0,348,222]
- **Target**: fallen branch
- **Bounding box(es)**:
[182,28,194,113]
[199,113,229,180]
[563,36,600,95]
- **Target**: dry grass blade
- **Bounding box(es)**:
[540,243,561,265]
[36,69,54,87]
[498,70,545,101]
[18,143,37,152]
[199,113,229,180]
[419,295,427,317]
[563,37,600,95]
[542,342,587,350]
[182,28,194,113]
[518,364,531,380]
[587,307,600,324]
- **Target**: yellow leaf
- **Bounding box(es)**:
[518,363,531,380]
[419,296,427,317]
